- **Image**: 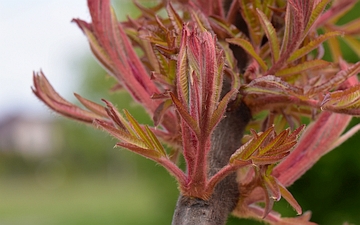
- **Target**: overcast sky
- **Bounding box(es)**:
[0,1,91,118]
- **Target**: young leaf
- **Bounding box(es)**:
[278,182,302,215]
[306,61,360,95]
[176,27,190,105]
[230,125,275,162]
[288,31,342,62]
[227,38,268,71]
[275,59,331,78]
[32,72,103,124]
[124,109,155,150]
[321,84,360,115]
[239,0,262,45]
[144,125,167,156]
[116,142,162,160]
[74,93,108,118]
[166,3,183,34]
[258,129,289,156]
[303,0,331,36]
[170,92,200,137]
[208,89,237,135]
[94,119,148,149]
[257,9,280,63]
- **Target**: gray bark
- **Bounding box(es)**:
[172,101,251,225]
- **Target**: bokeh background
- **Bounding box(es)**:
[0,1,359,224]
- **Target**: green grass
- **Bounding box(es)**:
[0,174,177,225]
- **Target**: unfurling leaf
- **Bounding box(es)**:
[230,125,275,162]
[321,84,360,115]
[306,61,360,95]
[230,124,304,165]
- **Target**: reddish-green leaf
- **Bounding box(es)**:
[144,125,166,156]
[153,99,173,126]
[258,129,289,156]
[116,143,162,160]
[321,84,360,114]
[288,31,342,62]
[231,125,275,161]
[257,9,280,63]
[303,0,331,36]
[32,72,103,124]
[244,75,303,96]
[94,119,147,149]
[278,182,302,215]
[252,152,290,165]
[166,3,183,34]
[124,110,155,150]
[226,38,268,71]
[208,89,237,134]
[177,27,190,104]
[307,61,360,95]
[74,93,108,118]
[170,92,200,137]
[239,0,262,45]
[264,175,281,201]
[275,59,332,78]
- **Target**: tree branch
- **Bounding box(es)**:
[172,100,251,225]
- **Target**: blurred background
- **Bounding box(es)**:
[0,1,359,224]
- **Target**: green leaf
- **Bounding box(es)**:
[226,38,268,71]
[257,9,280,63]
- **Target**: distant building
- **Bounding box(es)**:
[0,113,63,158]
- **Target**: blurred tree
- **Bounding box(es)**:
[31,0,360,224]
